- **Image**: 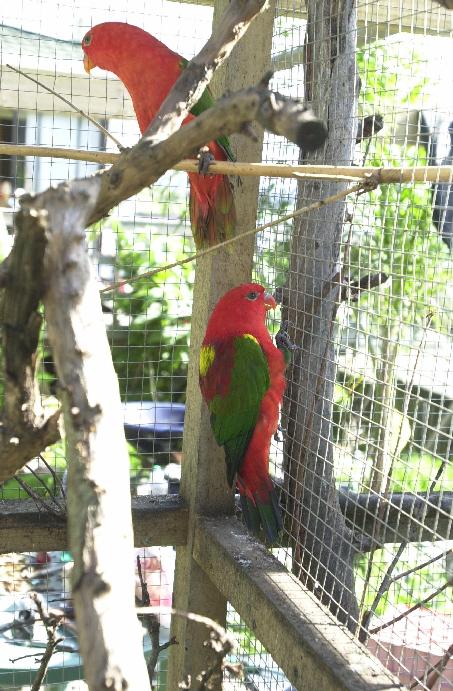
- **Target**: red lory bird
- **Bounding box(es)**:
[81,22,236,249]
[199,283,286,543]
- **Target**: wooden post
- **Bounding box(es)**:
[167,2,276,687]
[282,0,361,632]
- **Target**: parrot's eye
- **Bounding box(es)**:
[83,34,92,46]
[246,291,259,301]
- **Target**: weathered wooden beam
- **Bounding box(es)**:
[194,515,403,691]
[0,496,188,554]
[167,0,453,39]
[167,1,276,687]
[2,489,448,556]
[339,490,453,545]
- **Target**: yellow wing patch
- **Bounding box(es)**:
[242,334,259,345]
[199,345,216,376]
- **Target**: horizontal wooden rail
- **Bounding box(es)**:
[0,495,188,553]
[2,489,450,553]
[1,497,404,688]
[0,496,422,687]
[193,515,403,691]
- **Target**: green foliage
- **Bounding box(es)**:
[0,471,56,500]
[104,219,193,403]
[336,40,453,468]
[344,39,453,623]
[346,142,453,337]
[390,451,453,493]
[357,38,429,114]
[254,181,293,289]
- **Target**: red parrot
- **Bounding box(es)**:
[81,22,236,249]
[199,283,286,543]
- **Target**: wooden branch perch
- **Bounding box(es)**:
[86,83,326,227]
[0,208,61,484]
[2,143,453,183]
[143,0,270,142]
[20,180,151,690]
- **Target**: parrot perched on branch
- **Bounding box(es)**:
[199,283,286,543]
[81,22,236,249]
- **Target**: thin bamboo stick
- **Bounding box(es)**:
[1,142,453,183]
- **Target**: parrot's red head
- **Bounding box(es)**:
[204,283,276,342]
[83,23,142,75]
[81,22,183,133]
[82,22,167,77]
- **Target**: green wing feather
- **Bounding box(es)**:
[179,57,235,162]
[203,335,269,486]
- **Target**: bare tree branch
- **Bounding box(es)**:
[38,454,66,499]
[136,607,242,690]
[391,548,452,585]
[142,0,270,142]
[369,580,451,636]
[28,180,151,690]
[85,84,326,227]
[410,641,453,689]
[136,555,178,687]
[23,464,64,513]
[0,207,61,484]
[30,592,64,691]
[13,473,61,516]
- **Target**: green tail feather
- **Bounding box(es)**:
[189,175,236,249]
[239,484,283,545]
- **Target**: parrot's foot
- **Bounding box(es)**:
[197,146,215,175]
[276,321,297,368]
[275,321,297,353]
[274,424,283,442]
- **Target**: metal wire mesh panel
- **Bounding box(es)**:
[0,1,202,688]
[0,0,453,688]
[0,0,205,501]
[259,0,453,688]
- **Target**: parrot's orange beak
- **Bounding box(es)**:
[264,293,277,311]
[83,54,96,73]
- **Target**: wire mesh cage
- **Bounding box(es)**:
[0,0,453,689]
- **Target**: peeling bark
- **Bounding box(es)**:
[0,207,60,483]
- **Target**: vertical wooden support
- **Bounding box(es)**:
[167,2,276,688]
[283,0,360,632]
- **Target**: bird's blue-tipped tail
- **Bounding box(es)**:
[239,481,283,545]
